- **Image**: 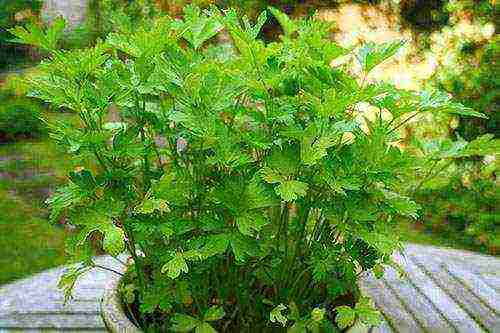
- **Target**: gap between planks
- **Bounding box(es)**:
[410,253,500,332]
[392,252,487,332]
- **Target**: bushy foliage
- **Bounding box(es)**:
[405,0,499,254]
[90,0,382,41]
[428,11,498,140]
[2,0,103,59]
[0,94,45,142]
[398,0,495,32]
[11,5,485,331]
[0,0,41,69]
[416,164,499,254]
[60,0,103,50]
[409,133,499,254]
[0,56,46,143]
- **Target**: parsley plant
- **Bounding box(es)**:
[10,6,486,331]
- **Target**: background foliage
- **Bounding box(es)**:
[0,0,42,69]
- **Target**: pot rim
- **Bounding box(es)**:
[101,275,371,332]
[101,274,141,332]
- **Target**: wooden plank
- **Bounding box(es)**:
[481,274,500,293]
[0,313,105,329]
[394,253,484,333]
[410,253,500,331]
[445,265,500,314]
[0,283,98,301]
[0,267,116,317]
[0,256,124,331]
[382,264,453,331]
[0,299,100,314]
[360,274,422,332]
[1,287,103,314]
[405,244,500,275]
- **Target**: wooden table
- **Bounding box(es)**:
[1,244,499,332]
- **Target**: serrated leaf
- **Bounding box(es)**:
[242,11,267,40]
[106,32,142,57]
[199,234,229,258]
[9,16,66,51]
[380,189,420,219]
[103,122,127,131]
[230,232,260,262]
[102,225,125,257]
[136,198,170,214]
[268,7,297,37]
[58,266,90,303]
[106,20,171,58]
[246,180,279,209]
[270,304,288,327]
[360,231,398,255]
[276,180,308,202]
[162,254,189,279]
[171,313,199,332]
[179,5,223,49]
[46,183,84,224]
[195,322,217,333]
[356,40,405,73]
[267,145,300,176]
[311,308,326,322]
[418,90,487,118]
[355,297,382,326]
[301,134,336,166]
[335,305,356,329]
[261,167,284,184]
[204,306,225,321]
[300,121,356,166]
[67,209,125,257]
[236,213,268,236]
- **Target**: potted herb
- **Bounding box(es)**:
[10,5,484,332]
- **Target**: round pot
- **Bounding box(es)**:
[101,276,371,332]
[101,275,140,332]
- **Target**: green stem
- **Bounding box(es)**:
[296,279,315,301]
[274,205,284,253]
[387,109,424,135]
[283,205,289,261]
[93,150,109,172]
[289,268,310,298]
[277,204,290,296]
[92,263,124,277]
[307,217,322,248]
[140,128,151,191]
[248,42,272,121]
[285,202,312,288]
[123,222,146,299]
